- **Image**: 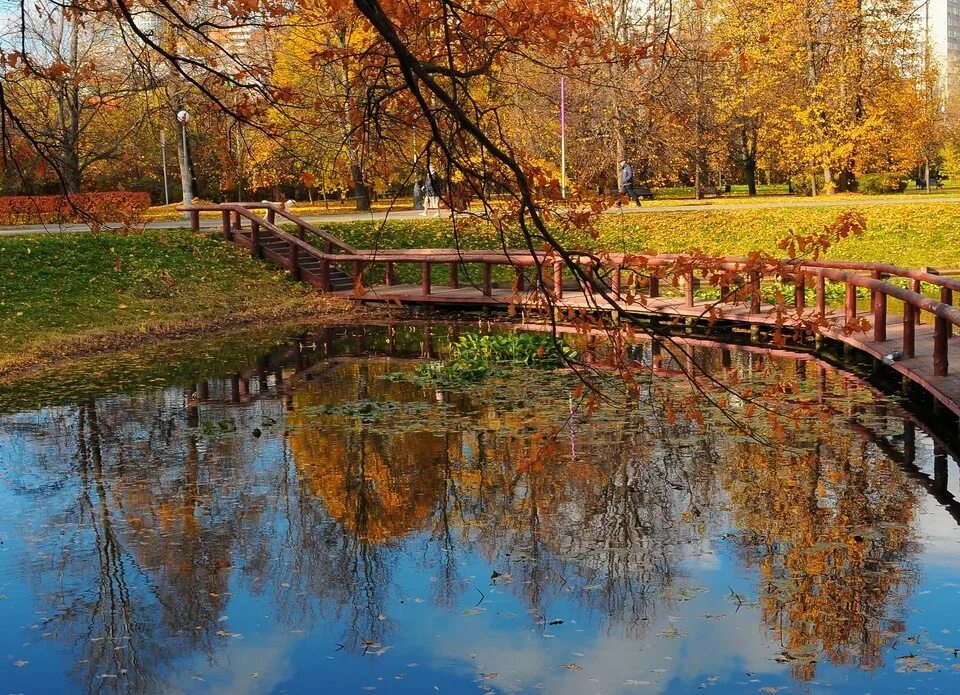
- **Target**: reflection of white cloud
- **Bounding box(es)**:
[424,590,786,695]
[916,497,960,568]
[171,637,295,695]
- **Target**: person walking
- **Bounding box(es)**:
[618,159,641,207]
[421,166,441,218]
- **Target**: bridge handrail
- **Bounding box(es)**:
[178,202,358,255]
[641,253,960,293]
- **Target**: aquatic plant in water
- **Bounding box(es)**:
[406,332,576,387]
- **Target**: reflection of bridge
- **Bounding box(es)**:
[177,323,960,528]
[183,202,960,418]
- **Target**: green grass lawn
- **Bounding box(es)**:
[0,229,346,373]
[317,202,960,270]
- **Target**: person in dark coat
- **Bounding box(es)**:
[619,159,641,206]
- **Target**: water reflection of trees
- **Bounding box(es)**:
[11,392,277,693]
[1,349,932,691]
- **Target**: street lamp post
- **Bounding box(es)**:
[160,129,170,206]
[177,109,193,220]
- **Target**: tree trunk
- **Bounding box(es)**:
[351,161,370,211]
[742,125,757,196]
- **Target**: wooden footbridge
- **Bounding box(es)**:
[182,202,960,418]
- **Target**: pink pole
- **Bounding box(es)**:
[560,76,567,198]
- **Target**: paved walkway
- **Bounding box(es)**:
[3,194,960,237]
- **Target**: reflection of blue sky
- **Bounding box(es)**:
[2,390,960,693]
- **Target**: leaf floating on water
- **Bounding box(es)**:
[479,673,499,680]
[758,688,787,694]
[560,663,583,671]
[895,655,938,672]
[659,627,687,639]
[624,679,653,686]
[463,607,486,616]
[13,659,28,667]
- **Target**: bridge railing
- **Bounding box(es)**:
[178,202,960,378]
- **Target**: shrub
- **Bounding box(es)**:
[0,192,151,227]
[857,173,908,195]
[788,173,832,196]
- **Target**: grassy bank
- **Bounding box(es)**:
[320,203,960,269]
[0,228,360,378]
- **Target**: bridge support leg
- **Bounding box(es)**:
[422,262,432,296]
[449,262,459,289]
[222,210,232,240]
[190,210,200,231]
[816,276,826,318]
[942,287,953,338]
[903,304,915,357]
[873,277,887,342]
[912,279,922,324]
[844,283,856,325]
[934,314,949,376]
[483,263,492,296]
[794,274,805,311]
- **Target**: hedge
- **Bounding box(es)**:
[0,192,152,226]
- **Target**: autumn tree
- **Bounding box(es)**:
[0,3,159,193]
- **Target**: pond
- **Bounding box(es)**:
[0,324,959,694]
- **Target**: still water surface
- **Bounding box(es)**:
[0,324,959,694]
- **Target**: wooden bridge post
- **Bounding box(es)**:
[483,263,492,295]
[449,261,459,289]
[353,260,363,288]
[231,209,241,231]
[903,304,915,358]
[190,209,200,231]
[296,224,306,240]
[221,210,232,240]
[750,270,761,314]
[320,260,330,292]
[873,271,887,342]
[421,261,432,296]
[250,221,262,258]
[611,265,621,299]
[912,279,922,324]
[684,269,694,308]
[816,275,826,318]
[266,206,276,225]
[648,270,659,298]
[942,287,953,338]
[794,273,805,311]
[385,262,394,287]
[288,240,300,281]
[934,312,949,376]
[553,261,563,298]
[515,266,526,292]
[844,282,857,324]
